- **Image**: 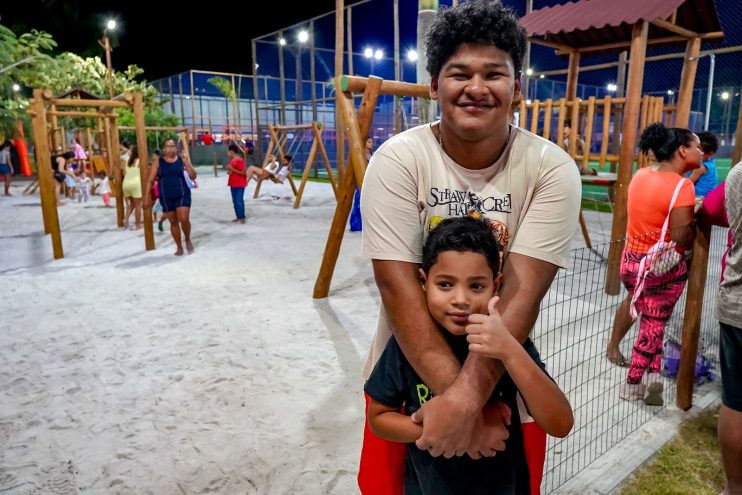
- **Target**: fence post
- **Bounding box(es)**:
[676,223,712,411]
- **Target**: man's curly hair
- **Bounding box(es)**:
[425,0,527,79]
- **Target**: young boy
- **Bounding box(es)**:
[96,171,111,207]
[77,171,91,203]
[365,217,573,495]
[687,131,719,198]
[226,144,247,223]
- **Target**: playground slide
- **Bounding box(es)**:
[12,138,33,176]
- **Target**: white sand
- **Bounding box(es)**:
[0,173,377,494]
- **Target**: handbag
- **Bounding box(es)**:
[629,178,687,319]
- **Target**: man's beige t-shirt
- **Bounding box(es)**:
[360,123,581,379]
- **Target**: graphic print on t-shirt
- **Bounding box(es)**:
[426,187,513,251]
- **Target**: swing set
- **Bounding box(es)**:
[254,122,337,209]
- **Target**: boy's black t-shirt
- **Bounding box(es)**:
[364,336,546,495]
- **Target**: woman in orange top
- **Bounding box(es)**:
[607,123,702,405]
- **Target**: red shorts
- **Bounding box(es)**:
[358,393,547,495]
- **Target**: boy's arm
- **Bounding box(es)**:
[500,344,573,438]
[467,297,573,438]
[367,399,423,443]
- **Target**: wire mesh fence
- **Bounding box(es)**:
[535,225,726,492]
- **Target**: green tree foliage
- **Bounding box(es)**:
[1,23,178,144]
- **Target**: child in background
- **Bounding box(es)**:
[97,171,111,207]
[150,150,165,231]
[687,131,719,198]
[365,216,573,495]
[77,171,91,203]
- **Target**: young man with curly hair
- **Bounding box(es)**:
[358,1,581,494]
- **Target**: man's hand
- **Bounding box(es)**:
[411,392,511,459]
[411,392,478,459]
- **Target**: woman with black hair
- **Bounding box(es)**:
[52,151,75,205]
[143,139,197,256]
[607,123,702,406]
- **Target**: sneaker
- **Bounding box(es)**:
[644,376,664,406]
[619,382,645,401]
[158,221,164,232]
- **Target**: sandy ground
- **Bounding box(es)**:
[0,172,721,494]
[1,172,377,494]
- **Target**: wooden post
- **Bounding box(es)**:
[732,91,742,165]
[109,116,125,228]
[566,51,580,100]
[49,104,59,152]
[582,96,595,170]
[313,122,338,197]
[294,136,319,209]
[600,96,612,169]
[542,98,553,139]
[569,99,580,157]
[605,21,649,295]
[30,90,64,259]
[530,100,540,134]
[133,93,155,251]
[190,71,197,147]
[336,0,346,183]
[313,76,382,299]
[674,37,702,128]
[557,98,567,148]
[676,223,711,410]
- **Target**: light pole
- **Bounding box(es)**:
[98,19,117,99]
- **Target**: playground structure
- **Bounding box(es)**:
[254,122,338,209]
[28,89,155,259]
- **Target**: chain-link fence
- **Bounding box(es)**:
[536,225,726,492]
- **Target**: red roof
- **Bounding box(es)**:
[520,0,722,52]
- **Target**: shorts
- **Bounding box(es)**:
[720,322,742,411]
[0,163,10,175]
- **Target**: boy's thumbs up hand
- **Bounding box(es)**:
[466,296,512,361]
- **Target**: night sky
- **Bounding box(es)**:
[1,0,366,79]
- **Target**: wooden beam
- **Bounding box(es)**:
[313,76,382,299]
[47,110,111,119]
[674,37,702,127]
[341,75,429,98]
[566,51,580,100]
[118,126,188,132]
[336,0,346,182]
[30,89,64,259]
[109,116,125,228]
[606,20,649,295]
[676,223,711,410]
[49,98,129,108]
[651,18,698,39]
[133,92,155,251]
[527,36,572,52]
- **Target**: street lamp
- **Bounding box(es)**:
[364,47,373,58]
[279,37,286,46]
[98,18,118,98]
[606,83,617,92]
[297,30,309,43]
[721,91,730,101]
[525,68,533,77]
[406,49,418,62]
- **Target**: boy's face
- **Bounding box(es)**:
[420,250,499,336]
[430,43,520,142]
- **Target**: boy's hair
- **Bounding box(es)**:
[283,154,293,163]
[696,131,719,154]
[228,143,241,154]
[422,216,501,277]
[425,0,527,78]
